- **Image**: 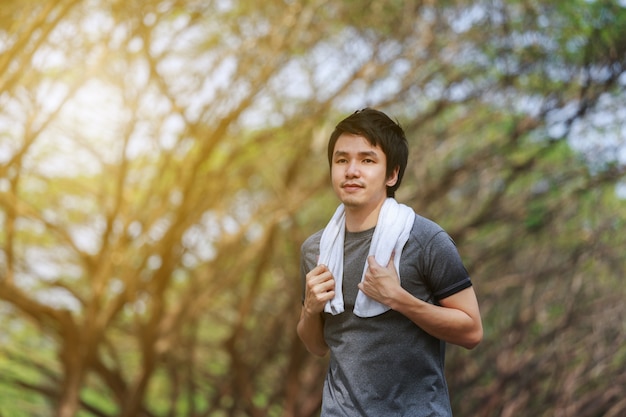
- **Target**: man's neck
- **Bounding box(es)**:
[344,199,386,232]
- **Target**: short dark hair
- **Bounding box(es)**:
[327,108,409,198]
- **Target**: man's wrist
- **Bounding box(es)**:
[302,304,324,319]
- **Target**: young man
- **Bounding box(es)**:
[297,108,483,416]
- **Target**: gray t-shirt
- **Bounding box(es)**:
[300,214,472,417]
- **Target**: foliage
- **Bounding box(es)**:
[0,0,625,416]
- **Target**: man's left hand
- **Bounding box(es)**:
[358,252,402,305]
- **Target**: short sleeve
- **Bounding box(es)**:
[423,231,472,301]
[300,230,322,303]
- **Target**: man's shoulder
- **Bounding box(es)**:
[410,213,446,238]
[301,229,324,251]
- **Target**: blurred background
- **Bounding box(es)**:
[1,0,625,416]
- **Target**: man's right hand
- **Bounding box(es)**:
[298,264,335,356]
[303,264,336,315]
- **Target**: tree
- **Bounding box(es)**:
[0,0,625,416]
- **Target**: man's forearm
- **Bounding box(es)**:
[389,287,483,350]
[296,307,329,356]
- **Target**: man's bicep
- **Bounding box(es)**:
[438,286,483,349]
[439,286,481,322]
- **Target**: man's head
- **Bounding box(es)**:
[328,108,408,198]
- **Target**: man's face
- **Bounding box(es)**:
[331,133,397,211]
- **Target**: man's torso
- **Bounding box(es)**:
[300,214,471,416]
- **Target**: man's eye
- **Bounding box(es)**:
[363,159,374,163]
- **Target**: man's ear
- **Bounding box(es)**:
[386,166,400,187]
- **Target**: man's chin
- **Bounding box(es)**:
[340,197,362,208]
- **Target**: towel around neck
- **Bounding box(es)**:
[318,198,415,317]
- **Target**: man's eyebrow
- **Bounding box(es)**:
[333,150,380,158]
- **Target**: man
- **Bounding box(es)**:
[297,108,483,416]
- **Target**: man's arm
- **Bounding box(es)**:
[297,308,328,356]
[359,255,483,349]
[391,286,482,349]
[296,264,335,356]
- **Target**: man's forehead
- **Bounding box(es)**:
[333,133,382,154]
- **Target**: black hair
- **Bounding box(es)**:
[327,108,409,198]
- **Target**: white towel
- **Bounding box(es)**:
[319,198,415,317]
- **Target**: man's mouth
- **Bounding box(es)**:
[342,182,364,190]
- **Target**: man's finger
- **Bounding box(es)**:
[367,255,380,269]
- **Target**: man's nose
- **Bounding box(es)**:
[346,161,360,177]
